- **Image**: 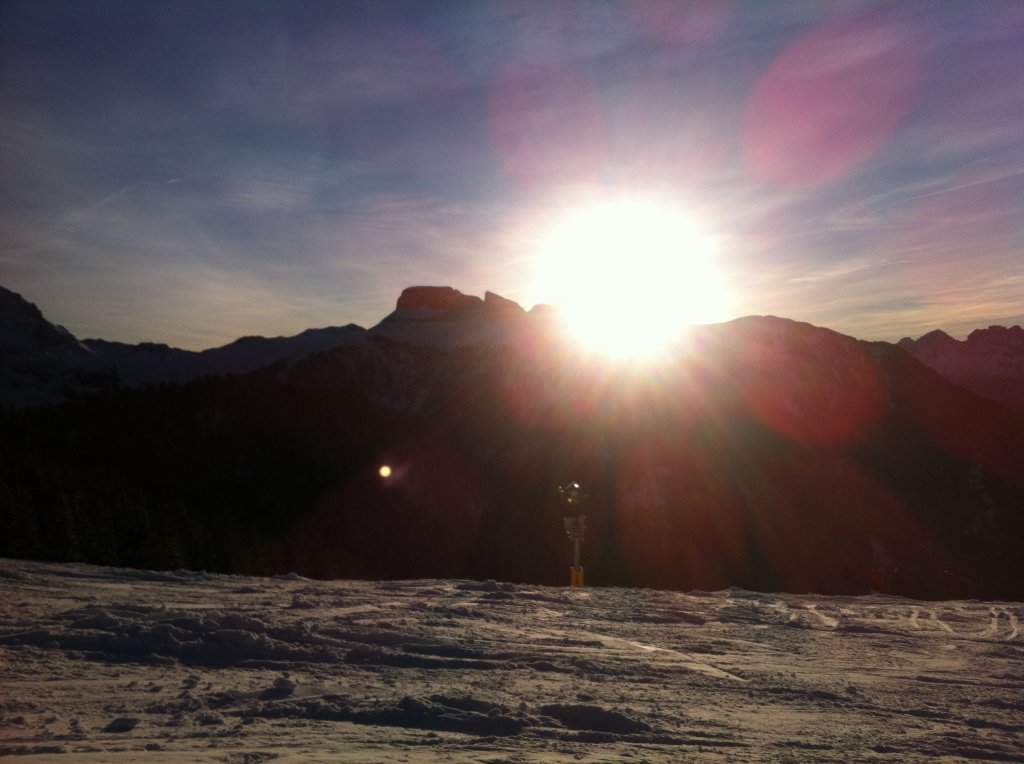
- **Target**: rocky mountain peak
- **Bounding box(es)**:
[395,286,483,312]
[391,286,526,321]
[898,329,957,354]
[898,324,1024,413]
[0,285,78,351]
[483,291,525,315]
[0,284,36,316]
[373,287,531,346]
[966,325,1024,349]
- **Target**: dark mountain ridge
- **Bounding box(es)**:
[2,285,1024,598]
[0,285,367,409]
[82,324,366,387]
[0,285,115,409]
[899,325,1024,413]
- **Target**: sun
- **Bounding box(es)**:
[531,198,731,359]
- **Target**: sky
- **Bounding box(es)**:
[1,0,1022,350]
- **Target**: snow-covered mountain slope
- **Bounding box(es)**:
[1,558,1022,762]
[899,325,1024,412]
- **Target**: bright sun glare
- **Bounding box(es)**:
[532,198,731,360]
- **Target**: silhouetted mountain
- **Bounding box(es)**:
[0,284,366,408]
[899,325,1024,413]
[83,325,366,386]
[0,286,114,410]
[3,286,1023,599]
[370,286,535,348]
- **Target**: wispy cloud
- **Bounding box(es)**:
[788,257,889,284]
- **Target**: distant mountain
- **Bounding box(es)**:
[10,280,1024,416]
[0,284,366,408]
[3,285,1023,599]
[83,325,366,387]
[370,286,535,348]
[0,285,115,409]
[898,326,1024,413]
[0,284,546,409]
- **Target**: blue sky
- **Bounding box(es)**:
[2,0,1022,349]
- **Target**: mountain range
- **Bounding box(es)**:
[6,283,1024,415]
[2,284,1024,599]
[898,326,1024,414]
[0,285,551,410]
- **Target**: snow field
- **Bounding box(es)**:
[1,559,1022,762]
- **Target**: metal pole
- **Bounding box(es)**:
[560,482,587,588]
[571,531,583,587]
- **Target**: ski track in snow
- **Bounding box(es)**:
[1,560,1023,762]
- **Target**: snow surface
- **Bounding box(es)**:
[1,559,1022,762]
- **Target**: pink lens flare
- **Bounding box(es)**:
[744,10,928,187]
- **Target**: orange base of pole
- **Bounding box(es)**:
[570,567,584,587]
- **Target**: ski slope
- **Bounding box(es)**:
[1,559,1022,762]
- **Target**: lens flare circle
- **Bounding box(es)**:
[532,198,730,359]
